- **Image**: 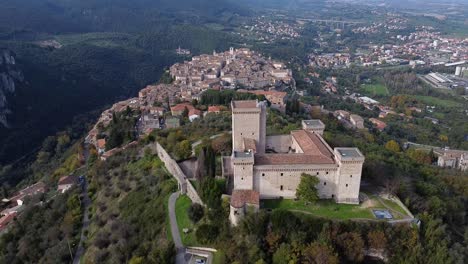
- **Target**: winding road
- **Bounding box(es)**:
[169,191,186,264]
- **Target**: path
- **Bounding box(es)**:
[191,132,231,155]
[169,191,186,264]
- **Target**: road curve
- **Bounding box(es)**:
[169,191,186,264]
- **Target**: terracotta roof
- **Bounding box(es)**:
[208,106,222,112]
[171,103,194,112]
[255,153,335,165]
[58,175,78,186]
[231,190,259,208]
[188,108,202,116]
[232,100,258,109]
[291,130,334,158]
[97,139,106,149]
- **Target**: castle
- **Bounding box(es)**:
[225,100,365,225]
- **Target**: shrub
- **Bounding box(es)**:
[188,203,204,223]
[195,224,219,244]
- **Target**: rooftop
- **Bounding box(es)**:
[234,151,253,158]
[231,189,259,208]
[335,148,364,159]
[255,153,336,165]
[291,130,334,159]
[231,100,258,109]
[302,120,325,128]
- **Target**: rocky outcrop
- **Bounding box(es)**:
[0,49,23,127]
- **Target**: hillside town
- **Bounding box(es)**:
[85,48,294,160]
[170,47,294,89]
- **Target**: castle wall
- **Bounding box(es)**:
[232,155,255,189]
[232,109,264,152]
[253,164,339,199]
[335,160,363,204]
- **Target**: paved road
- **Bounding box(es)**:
[169,191,186,264]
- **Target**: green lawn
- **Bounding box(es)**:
[213,250,226,264]
[381,198,408,217]
[412,95,462,108]
[262,199,374,219]
[360,83,389,96]
[175,195,197,246]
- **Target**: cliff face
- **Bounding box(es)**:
[0,49,23,127]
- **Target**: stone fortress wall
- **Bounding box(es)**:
[152,142,204,205]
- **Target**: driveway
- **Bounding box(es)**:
[169,191,186,264]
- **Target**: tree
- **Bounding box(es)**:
[367,230,387,251]
[302,242,339,264]
[195,224,219,244]
[174,140,192,160]
[273,243,294,264]
[336,232,365,262]
[385,140,401,153]
[296,173,320,202]
[188,203,204,223]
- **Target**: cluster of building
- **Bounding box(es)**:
[436,148,468,171]
[240,16,302,42]
[170,47,294,90]
[352,15,408,34]
[224,100,365,225]
[1,176,79,232]
[354,29,468,67]
[421,71,468,92]
[334,110,365,130]
[308,53,351,68]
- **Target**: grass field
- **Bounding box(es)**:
[381,198,408,217]
[412,95,462,108]
[360,83,389,96]
[262,195,410,220]
[175,195,197,246]
[262,199,375,219]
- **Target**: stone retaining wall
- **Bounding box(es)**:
[154,142,204,205]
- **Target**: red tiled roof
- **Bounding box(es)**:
[58,175,78,186]
[188,108,202,116]
[97,139,106,149]
[208,106,222,112]
[255,153,335,165]
[231,190,259,208]
[291,130,334,159]
[171,103,194,112]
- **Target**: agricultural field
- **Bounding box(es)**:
[412,95,463,108]
[360,83,389,96]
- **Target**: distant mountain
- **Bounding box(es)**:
[0,0,249,36]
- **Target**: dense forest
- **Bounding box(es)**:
[0,0,249,166]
